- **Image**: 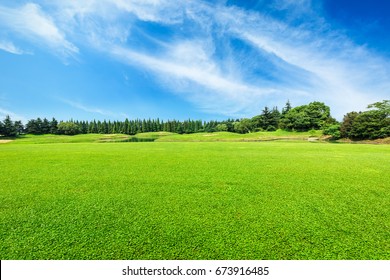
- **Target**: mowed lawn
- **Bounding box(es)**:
[0,141,389,259]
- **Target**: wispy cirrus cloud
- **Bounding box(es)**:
[110,44,276,116]
[0,40,32,55]
[2,0,390,119]
[60,98,128,119]
[0,107,27,123]
[0,3,78,58]
[86,0,389,118]
[228,13,390,116]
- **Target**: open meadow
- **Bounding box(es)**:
[0,134,389,259]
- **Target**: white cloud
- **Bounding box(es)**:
[2,0,390,118]
[109,0,185,24]
[51,0,390,117]
[60,99,127,119]
[0,3,78,57]
[0,108,27,123]
[0,40,31,55]
[234,22,390,117]
[197,2,390,117]
[109,42,279,116]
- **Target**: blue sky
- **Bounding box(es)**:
[0,0,389,122]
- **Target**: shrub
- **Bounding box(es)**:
[57,121,81,135]
[323,124,341,140]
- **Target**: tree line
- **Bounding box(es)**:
[1,100,389,140]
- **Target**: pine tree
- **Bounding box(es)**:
[50,118,58,134]
[41,118,50,134]
[261,106,272,130]
[269,107,281,130]
[123,119,130,134]
[1,115,17,137]
[14,120,24,135]
[282,100,292,115]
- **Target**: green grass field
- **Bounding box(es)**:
[0,135,389,259]
[3,130,323,144]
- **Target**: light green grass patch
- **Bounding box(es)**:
[155,130,322,142]
[8,134,129,144]
[0,142,389,259]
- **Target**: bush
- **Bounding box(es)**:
[308,129,317,137]
[323,124,341,140]
[266,125,277,131]
[57,121,81,135]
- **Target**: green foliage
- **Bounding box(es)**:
[26,118,53,134]
[251,106,281,131]
[343,100,390,140]
[233,119,253,134]
[266,125,277,131]
[50,118,58,134]
[308,129,317,137]
[57,121,81,135]
[349,110,389,140]
[216,123,228,131]
[280,102,332,131]
[367,100,390,116]
[340,111,359,138]
[282,100,292,115]
[1,142,389,259]
[14,121,24,135]
[0,115,19,137]
[4,100,388,140]
[323,124,341,140]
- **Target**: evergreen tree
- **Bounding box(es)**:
[0,119,3,136]
[14,120,24,135]
[269,107,281,130]
[176,122,184,134]
[88,120,96,134]
[97,121,103,134]
[123,119,130,134]
[0,115,17,137]
[41,118,50,134]
[26,119,41,134]
[340,112,359,138]
[78,121,86,134]
[261,106,272,130]
[50,118,58,134]
[282,100,292,115]
[103,120,108,134]
[36,118,43,134]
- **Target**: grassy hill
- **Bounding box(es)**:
[2,130,324,144]
[155,130,322,142]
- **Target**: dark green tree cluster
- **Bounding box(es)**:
[340,100,390,140]
[25,118,58,134]
[251,106,281,132]
[230,100,335,134]
[279,101,335,131]
[2,100,389,141]
[78,118,220,135]
[0,115,23,137]
[3,100,336,138]
[23,118,222,135]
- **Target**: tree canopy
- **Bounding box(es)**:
[1,100,389,141]
[344,100,390,140]
[279,101,334,131]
